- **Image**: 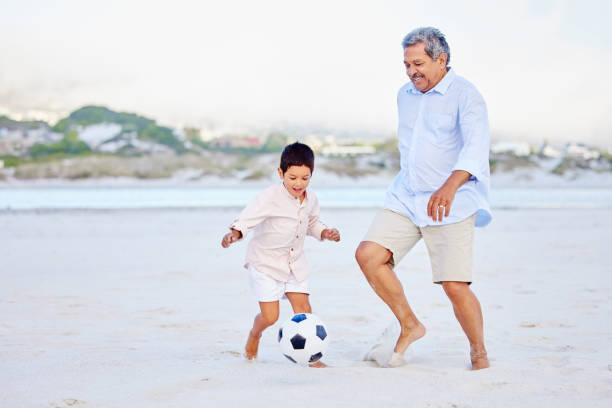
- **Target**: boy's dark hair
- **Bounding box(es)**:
[279,142,315,173]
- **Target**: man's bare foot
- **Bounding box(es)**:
[394,322,426,355]
[308,360,327,368]
[387,352,407,368]
[244,330,262,361]
[470,346,490,370]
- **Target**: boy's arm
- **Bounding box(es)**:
[228,192,271,241]
[306,194,327,241]
[221,228,242,248]
[321,228,340,242]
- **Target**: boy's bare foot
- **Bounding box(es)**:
[470,346,490,370]
[244,330,262,361]
[308,360,327,368]
[394,322,426,355]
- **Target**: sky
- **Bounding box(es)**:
[1,0,611,147]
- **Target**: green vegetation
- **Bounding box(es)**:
[0,155,26,167]
[319,157,380,178]
[489,154,536,173]
[489,158,498,173]
[9,153,264,180]
[140,123,187,153]
[29,130,91,158]
[374,138,398,153]
[52,105,185,152]
[52,106,154,132]
[260,133,288,153]
[0,115,45,129]
[0,115,19,126]
[243,169,269,180]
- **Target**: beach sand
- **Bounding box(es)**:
[1,207,611,407]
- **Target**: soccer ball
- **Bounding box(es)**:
[278,313,329,365]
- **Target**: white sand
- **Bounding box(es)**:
[1,207,611,407]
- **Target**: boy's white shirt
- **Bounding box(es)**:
[230,182,327,283]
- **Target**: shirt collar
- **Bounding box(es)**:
[279,181,308,204]
[407,67,455,95]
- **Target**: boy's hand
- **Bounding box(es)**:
[221,229,242,248]
[321,228,340,242]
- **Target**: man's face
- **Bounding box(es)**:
[278,165,312,199]
[404,42,447,93]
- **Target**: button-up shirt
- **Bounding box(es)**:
[230,183,327,282]
[384,68,492,227]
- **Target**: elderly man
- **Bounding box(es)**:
[355,27,491,370]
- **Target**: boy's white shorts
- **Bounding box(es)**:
[248,264,309,302]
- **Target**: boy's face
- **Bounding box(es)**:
[278,165,312,199]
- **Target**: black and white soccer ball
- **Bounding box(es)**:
[278,313,329,365]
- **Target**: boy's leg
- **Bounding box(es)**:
[285,292,312,314]
[285,292,326,368]
[245,301,279,360]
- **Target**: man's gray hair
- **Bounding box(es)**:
[402,27,450,65]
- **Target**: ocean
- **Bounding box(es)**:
[1,186,611,210]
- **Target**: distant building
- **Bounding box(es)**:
[538,142,562,158]
[210,135,262,149]
[564,143,600,160]
[304,134,324,152]
[491,141,531,157]
[320,145,376,157]
[0,123,61,155]
[78,123,122,149]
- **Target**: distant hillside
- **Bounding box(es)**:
[52,106,185,152]
[52,106,152,132]
[0,115,48,129]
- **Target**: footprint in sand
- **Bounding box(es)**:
[519,321,574,328]
[49,399,88,407]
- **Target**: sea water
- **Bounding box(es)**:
[1,186,611,210]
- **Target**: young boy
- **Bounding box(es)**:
[221,142,340,367]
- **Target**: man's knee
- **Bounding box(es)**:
[442,281,469,301]
[355,241,391,270]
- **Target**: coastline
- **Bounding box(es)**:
[1,161,612,190]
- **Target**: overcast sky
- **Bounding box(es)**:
[1,0,610,147]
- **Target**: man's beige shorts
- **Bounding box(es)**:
[362,209,477,284]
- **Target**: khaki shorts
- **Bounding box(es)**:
[362,209,476,284]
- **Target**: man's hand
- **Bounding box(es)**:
[221,229,242,248]
[321,228,340,242]
[427,170,471,222]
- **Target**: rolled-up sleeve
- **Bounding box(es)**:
[306,195,327,241]
[452,88,490,182]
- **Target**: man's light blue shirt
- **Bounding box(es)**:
[384,68,492,227]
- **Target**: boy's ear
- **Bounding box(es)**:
[277,167,284,178]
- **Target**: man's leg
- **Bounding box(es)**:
[441,281,489,370]
[355,241,425,355]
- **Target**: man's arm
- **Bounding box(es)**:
[428,88,490,222]
[427,170,471,222]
